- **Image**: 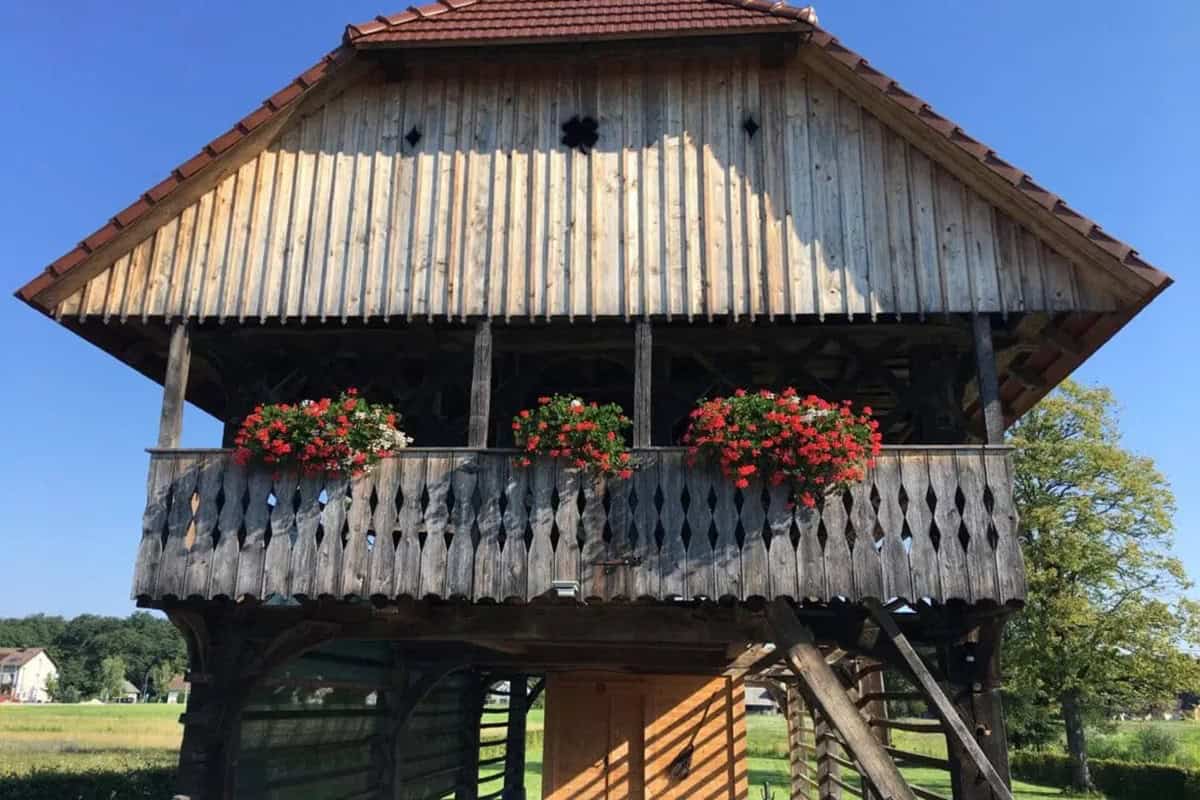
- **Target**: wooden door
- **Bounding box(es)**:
[543,673,746,800]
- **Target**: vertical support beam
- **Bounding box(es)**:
[786,684,816,799]
[856,660,889,800]
[943,619,1012,800]
[633,320,652,447]
[457,671,485,800]
[170,612,245,800]
[503,676,529,800]
[813,711,842,800]
[972,313,1003,445]
[158,322,191,448]
[469,321,494,448]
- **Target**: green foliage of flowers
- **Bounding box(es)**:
[233,388,412,475]
[512,394,633,478]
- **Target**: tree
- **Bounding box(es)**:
[1006,380,1200,790]
[98,655,127,702]
[148,660,176,701]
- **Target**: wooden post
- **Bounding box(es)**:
[813,711,842,800]
[942,620,1012,800]
[503,676,529,800]
[468,321,493,448]
[856,660,889,800]
[972,314,1003,445]
[864,600,1013,800]
[158,322,191,448]
[633,320,652,447]
[786,684,817,799]
[457,671,485,800]
[767,600,915,800]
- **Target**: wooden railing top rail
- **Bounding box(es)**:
[133,446,1025,608]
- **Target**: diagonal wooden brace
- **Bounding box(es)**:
[767,599,916,800]
[864,600,1014,800]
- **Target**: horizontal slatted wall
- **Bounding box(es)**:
[59,57,1118,323]
[236,641,394,800]
[133,446,1025,607]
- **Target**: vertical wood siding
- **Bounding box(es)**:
[59,57,1119,323]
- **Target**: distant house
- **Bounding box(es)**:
[118,679,141,703]
[745,686,780,715]
[166,674,190,704]
[0,648,58,703]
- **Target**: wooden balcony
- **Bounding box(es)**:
[132,446,1025,608]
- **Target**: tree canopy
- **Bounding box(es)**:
[1005,380,1200,789]
[0,612,186,701]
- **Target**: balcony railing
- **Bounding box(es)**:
[132,447,1025,607]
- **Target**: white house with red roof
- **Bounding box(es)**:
[0,647,58,703]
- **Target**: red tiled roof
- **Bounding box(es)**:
[345,0,815,45]
[15,1,1168,312]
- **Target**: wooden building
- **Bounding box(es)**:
[15,2,1171,799]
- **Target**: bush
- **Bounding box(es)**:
[1131,726,1179,763]
[1011,750,1200,800]
[0,766,175,800]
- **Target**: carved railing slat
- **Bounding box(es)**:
[183,457,222,599]
[553,462,581,586]
[235,468,272,601]
[368,458,400,598]
[684,460,715,601]
[446,453,478,599]
[500,463,529,601]
[874,454,912,602]
[526,461,555,599]
[474,456,505,602]
[290,474,322,599]
[766,482,798,600]
[419,456,452,599]
[156,455,199,599]
[210,461,245,599]
[133,447,1025,607]
[264,471,297,599]
[394,457,425,598]
[740,477,769,600]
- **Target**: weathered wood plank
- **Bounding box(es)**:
[446,453,478,598]
[419,455,452,598]
[394,455,426,598]
[553,462,582,585]
[263,470,298,598]
[473,455,505,601]
[740,478,770,599]
[766,483,799,600]
[500,462,530,601]
[658,450,687,599]
[368,458,400,598]
[209,460,245,599]
[235,468,273,600]
[527,460,556,599]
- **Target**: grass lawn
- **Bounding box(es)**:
[0,703,181,776]
[0,703,1102,798]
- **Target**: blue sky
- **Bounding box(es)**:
[1,2,1196,617]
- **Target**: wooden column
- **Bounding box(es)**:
[468,321,494,448]
[457,672,485,800]
[813,712,842,800]
[942,620,1012,800]
[972,314,1003,445]
[503,676,529,800]
[158,322,191,448]
[633,320,652,447]
[171,615,246,800]
[786,685,817,799]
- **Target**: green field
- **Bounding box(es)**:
[0,703,1168,798]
